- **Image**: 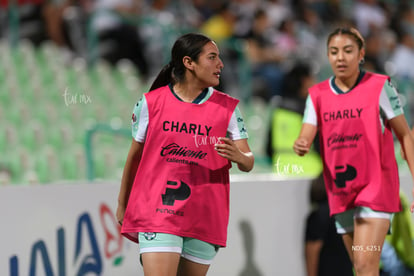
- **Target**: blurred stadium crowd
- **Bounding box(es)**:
[1,0,414,185]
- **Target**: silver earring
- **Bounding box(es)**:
[359,58,365,65]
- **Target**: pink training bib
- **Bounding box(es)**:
[122,85,239,247]
[310,72,401,215]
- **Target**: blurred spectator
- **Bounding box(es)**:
[0,0,43,6]
[304,173,353,276]
[244,8,285,100]
[292,0,343,25]
[363,31,385,73]
[351,0,389,37]
[0,12,4,38]
[266,62,322,177]
[90,0,149,80]
[273,18,298,60]
[42,0,92,61]
[261,0,292,29]
[188,0,215,23]
[199,2,239,93]
[387,30,414,80]
[230,0,259,39]
[42,0,74,48]
[2,0,48,46]
[139,0,180,77]
[167,0,208,31]
[399,2,414,38]
[293,3,324,62]
[199,2,236,44]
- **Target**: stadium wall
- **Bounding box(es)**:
[2,174,413,275]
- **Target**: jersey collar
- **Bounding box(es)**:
[330,70,366,94]
[169,84,213,103]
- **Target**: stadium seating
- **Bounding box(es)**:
[2,35,413,184]
[1,39,138,184]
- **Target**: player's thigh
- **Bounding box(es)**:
[139,232,183,276]
[177,237,218,276]
[353,216,389,267]
[353,216,389,248]
[353,207,391,249]
[336,206,391,265]
[335,206,392,236]
[177,257,210,276]
[141,252,181,276]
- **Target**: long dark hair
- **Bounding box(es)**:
[149,33,213,91]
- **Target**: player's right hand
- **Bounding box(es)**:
[116,204,126,226]
[293,138,310,156]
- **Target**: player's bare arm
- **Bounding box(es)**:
[294,123,318,156]
[389,115,414,212]
[117,139,144,224]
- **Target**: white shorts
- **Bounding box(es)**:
[334,206,393,234]
[138,232,219,265]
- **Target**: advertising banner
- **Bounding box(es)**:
[1,182,141,276]
[4,175,411,275]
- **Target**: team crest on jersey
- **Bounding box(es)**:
[132,113,137,123]
[388,79,396,90]
[144,232,156,241]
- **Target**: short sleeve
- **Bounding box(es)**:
[227,105,249,140]
[379,79,404,120]
[131,96,149,142]
[303,95,318,126]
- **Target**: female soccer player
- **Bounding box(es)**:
[116,33,254,276]
[293,27,414,276]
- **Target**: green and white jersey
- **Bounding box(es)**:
[131,86,248,143]
[303,73,403,126]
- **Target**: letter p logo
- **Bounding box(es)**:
[334,165,357,188]
[162,181,191,206]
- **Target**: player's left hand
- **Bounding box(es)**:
[214,137,243,163]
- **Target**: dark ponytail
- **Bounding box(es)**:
[149,62,174,91]
[149,33,212,92]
